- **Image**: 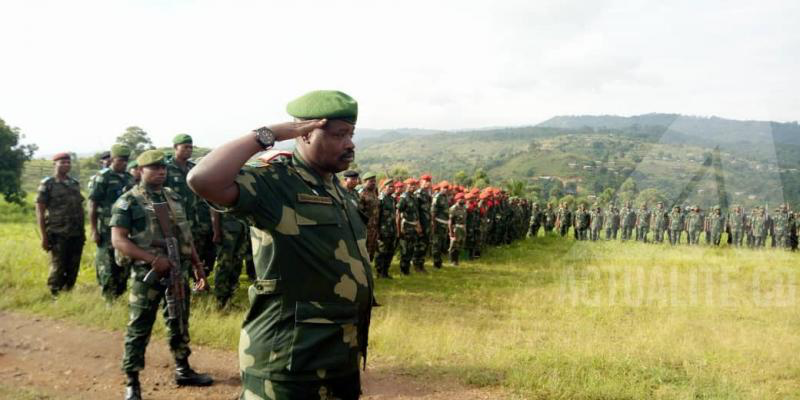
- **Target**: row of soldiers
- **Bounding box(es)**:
[343,172,534,278]
[529,201,798,248]
[37,135,255,307]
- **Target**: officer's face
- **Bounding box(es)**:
[174,144,193,161]
[344,177,359,190]
[129,167,141,182]
[110,157,128,173]
[421,180,432,189]
[364,178,376,190]
[100,157,110,168]
[384,185,394,195]
[302,119,355,173]
[141,165,167,186]
[54,158,71,175]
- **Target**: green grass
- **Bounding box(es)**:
[2,221,800,399]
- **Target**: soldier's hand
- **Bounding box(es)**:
[269,119,328,142]
[92,230,101,245]
[194,277,208,292]
[152,257,173,276]
[415,224,423,236]
[41,237,50,251]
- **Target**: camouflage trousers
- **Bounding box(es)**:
[710,230,723,246]
[652,228,666,243]
[375,234,397,277]
[449,226,466,264]
[754,233,767,247]
[558,224,570,237]
[46,233,84,294]
[590,227,601,241]
[575,227,588,241]
[122,266,191,373]
[96,234,129,300]
[604,227,618,240]
[193,227,217,278]
[366,224,379,262]
[621,226,634,241]
[431,222,449,268]
[528,223,540,238]
[412,228,430,269]
[637,227,649,243]
[688,229,701,245]
[240,371,360,400]
[773,232,788,248]
[214,222,250,305]
[398,227,421,274]
[669,230,682,245]
[731,229,744,247]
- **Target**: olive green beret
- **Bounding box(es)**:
[137,150,166,167]
[362,172,376,181]
[127,160,139,170]
[111,144,131,158]
[173,134,193,145]
[286,90,358,124]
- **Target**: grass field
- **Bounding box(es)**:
[2,217,800,399]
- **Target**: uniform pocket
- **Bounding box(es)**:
[295,203,340,226]
[287,301,359,372]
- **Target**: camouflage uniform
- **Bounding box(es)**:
[728,208,745,247]
[573,206,590,241]
[357,186,380,261]
[396,190,422,274]
[603,207,617,240]
[543,203,556,234]
[528,203,542,238]
[589,207,603,241]
[413,187,433,267]
[652,205,668,243]
[165,157,216,276]
[752,209,768,247]
[448,202,467,264]
[556,204,571,237]
[89,168,134,299]
[213,212,252,306]
[375,191,397,277]
[708,208,726,246]
[215,151,373,397]
[668,208,684,245]
[772,208,790,248]
[687,209,704,245]
[465,201,480,259]
[110,184,194,374]
[431,191,450,268]
[620,205,636,241]
[636,206,651,243]
[37,175,86,294]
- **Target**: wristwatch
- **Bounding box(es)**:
[253,127,276,150]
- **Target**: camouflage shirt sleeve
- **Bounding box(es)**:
[88,173,105,202]
[109,195,133,230]
[35,178,50,204]
[216,166,282,231]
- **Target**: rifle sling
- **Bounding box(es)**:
[152,202,176,240]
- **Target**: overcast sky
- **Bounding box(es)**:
[1,0,798,156]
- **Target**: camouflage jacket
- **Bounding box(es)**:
[590,210,604,229]
[431,192,450,226]
[574,209,590,229]
[377,192,397,238]
[668,211,684,231]
[728,212,745,231]
[217,150,373,382]
[415,188,433,233]
[165,157,198,229]
[687,212,704,231]
[396,191,419,231]
[449,203,467,230]
[543,207,556,226]
[89,168,134,233]
[530,207,542,226]
[621,207,636,227]
[36,175,85,236]
[109,184,194,271]
[708,213,726,232]
[636,209,651,228]
[357,187,380,230]
[652,209,669,230]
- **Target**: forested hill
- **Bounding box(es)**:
[353,113,800,209]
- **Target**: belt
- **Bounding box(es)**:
[435,218,449,224]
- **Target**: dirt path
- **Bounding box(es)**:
[0,312,501,399]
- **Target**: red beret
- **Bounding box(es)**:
[393,181,405,188]
[52,152,70,162]
[420,174,432,181]
[404,178,418,185]
[454,193,465,200]
[438,181,450,189]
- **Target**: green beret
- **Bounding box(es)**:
[127,160,139,170]
[286,90,358,124]
[137,150,166,167]
[111,144,131,158]
[362,172,376,181]
[173,134,193,145]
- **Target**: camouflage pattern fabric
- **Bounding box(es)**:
[37,175,86,293]
[573,208,590,241]
[668,210,684,245]
[652,207,669,243]
[358,187,380,261]
[728,210,745,247]
[636,208,651,243]
[708,211,726,246]
[213,213,251,305]
[215,150,373,385]
[687,211,704,245]
[396,190,421,274]
[413,188,433,268]
[620,206,636,241]
[239,371,360,400]
[110,185,194,373]
[448,203,467,264]
[375,193,397,277]
[589,209,603,241]
[528,204,542,238]
[430,192,450,268]
[89,168,134,299]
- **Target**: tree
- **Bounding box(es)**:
[116,126,154,158]
[0,118,38,204]
[454,170,472,187]
[636,188,665,207]
[504,178,526,197]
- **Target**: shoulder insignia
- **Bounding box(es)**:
[258,150,293,164]
[297,193,333,205]
[115,198,130,211]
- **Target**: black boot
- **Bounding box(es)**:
[175,358,214,387]
[125,372,142,400]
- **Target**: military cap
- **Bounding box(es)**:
[465,193,476,200]
[362,172,376,181]
[343,170,359,178]
[404,178,418,185]
[110,144,131,158]
[286,90,358,124]
[454,193,465,200]
[420,174,432,181]
[127,160,139,170]
[136,150,166,167]
[393,181,405,188]
[173,133,193,145]
[438,181,450,188]
[52,152,70,162]
[379,178,393,189]
[99,151,111,160]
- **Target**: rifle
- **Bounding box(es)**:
[143,202,187,335]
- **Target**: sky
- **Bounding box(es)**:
[1,0,798,156]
